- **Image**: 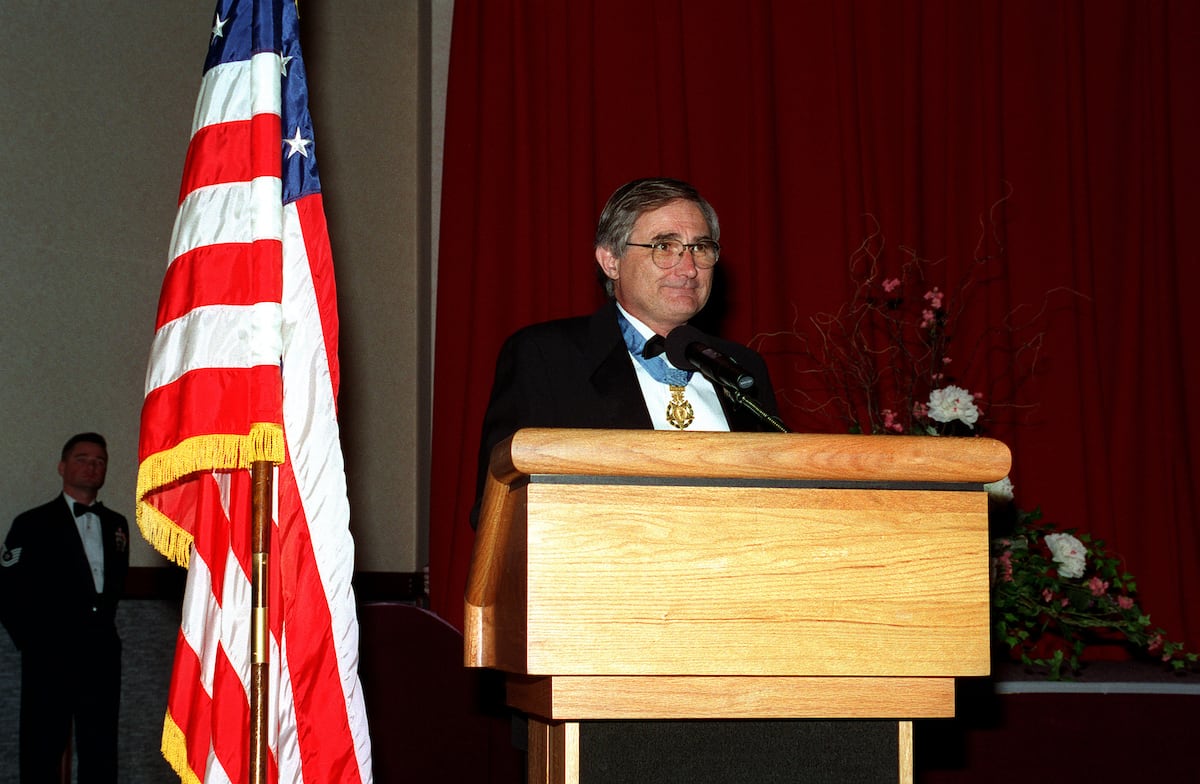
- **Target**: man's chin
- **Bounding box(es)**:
[664,296,707,321]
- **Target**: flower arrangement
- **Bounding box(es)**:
[778,212,1023,439]
[990,498,1197,679]
[761,205,1196,678]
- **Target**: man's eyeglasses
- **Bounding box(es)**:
[626,239,721,269]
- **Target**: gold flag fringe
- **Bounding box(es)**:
[139,503,195,568]
[136,423,285,567]
[161,711,202,784]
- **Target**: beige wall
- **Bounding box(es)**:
[0,1,449,574]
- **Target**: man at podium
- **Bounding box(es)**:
[466,179,994,783]
[467,180,911,783]
[473,176,783,524]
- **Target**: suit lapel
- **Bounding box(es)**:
[585,303,654,429]
[578,303,771,432]
[96,507,128,601]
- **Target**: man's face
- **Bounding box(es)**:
[58,441,108,497]
[597,199,714,335]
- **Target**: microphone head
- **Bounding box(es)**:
[664,324,706,370]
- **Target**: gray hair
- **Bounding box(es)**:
[594,178,720,297]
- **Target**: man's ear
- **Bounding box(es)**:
[596,246,620,280]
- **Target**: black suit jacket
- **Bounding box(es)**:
[472,301,781,524]
[0,495,129,652]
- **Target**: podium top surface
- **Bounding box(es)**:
[491,428,1011,486]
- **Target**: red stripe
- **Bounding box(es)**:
[140,473,233,599]
[165,629,212,782]
[250,110,281,189]
[179,114,282,202]
[183,473,248,602]
[210,646,251,784]
[277,460,362,783]
[157,240,285,328]
[139,367,284,461]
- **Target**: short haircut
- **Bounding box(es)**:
[594,177,720,254]
[61,432,107,461]
[594,177,720,296]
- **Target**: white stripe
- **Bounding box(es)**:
[145,302,283,394]
[193,60,252,133]
[177,548,238,784]
[169,177,284,263]
[202,752,235,784]
[177,546,219,699]
[177,545,253,784]
[191,52,283,136]
[217,546,253,693]
[279,201,373,780]
[274,629,303,783]
[250,50,283,119]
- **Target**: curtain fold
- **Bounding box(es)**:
[430,0,1200,651]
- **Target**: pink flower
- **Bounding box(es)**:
[1117,595,1134,610]
[882,277,901,293]
[1088,576,1110,597]
[1061,597,1070,607]
[942,356,952,365]
[881,409,904,433]
[921,309,936,328]
[996,551,1013,582]
[1148,634,1164,653]
[924,287,944,309]
[1042,588,1055,603]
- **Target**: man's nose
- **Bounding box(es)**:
[674,250,699,276]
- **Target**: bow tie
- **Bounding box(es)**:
[642,335,667,359]
[74,502,102,517]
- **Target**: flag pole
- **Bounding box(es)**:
[250,460,273,784]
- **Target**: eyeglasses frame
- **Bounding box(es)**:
[625,239,721,269]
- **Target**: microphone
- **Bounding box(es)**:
[665,324,755,392]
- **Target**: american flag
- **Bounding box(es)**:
[136,1,372,781]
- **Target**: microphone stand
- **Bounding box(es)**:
[722,387,791,433]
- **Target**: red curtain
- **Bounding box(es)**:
[429,0,1200,651]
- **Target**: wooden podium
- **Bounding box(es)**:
[465,428,1010,783]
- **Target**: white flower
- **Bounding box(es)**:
[984,476,1015,503]
[1044,532,1087,579]
[927,385,980,428]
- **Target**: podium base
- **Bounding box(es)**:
[530,718,906,784]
